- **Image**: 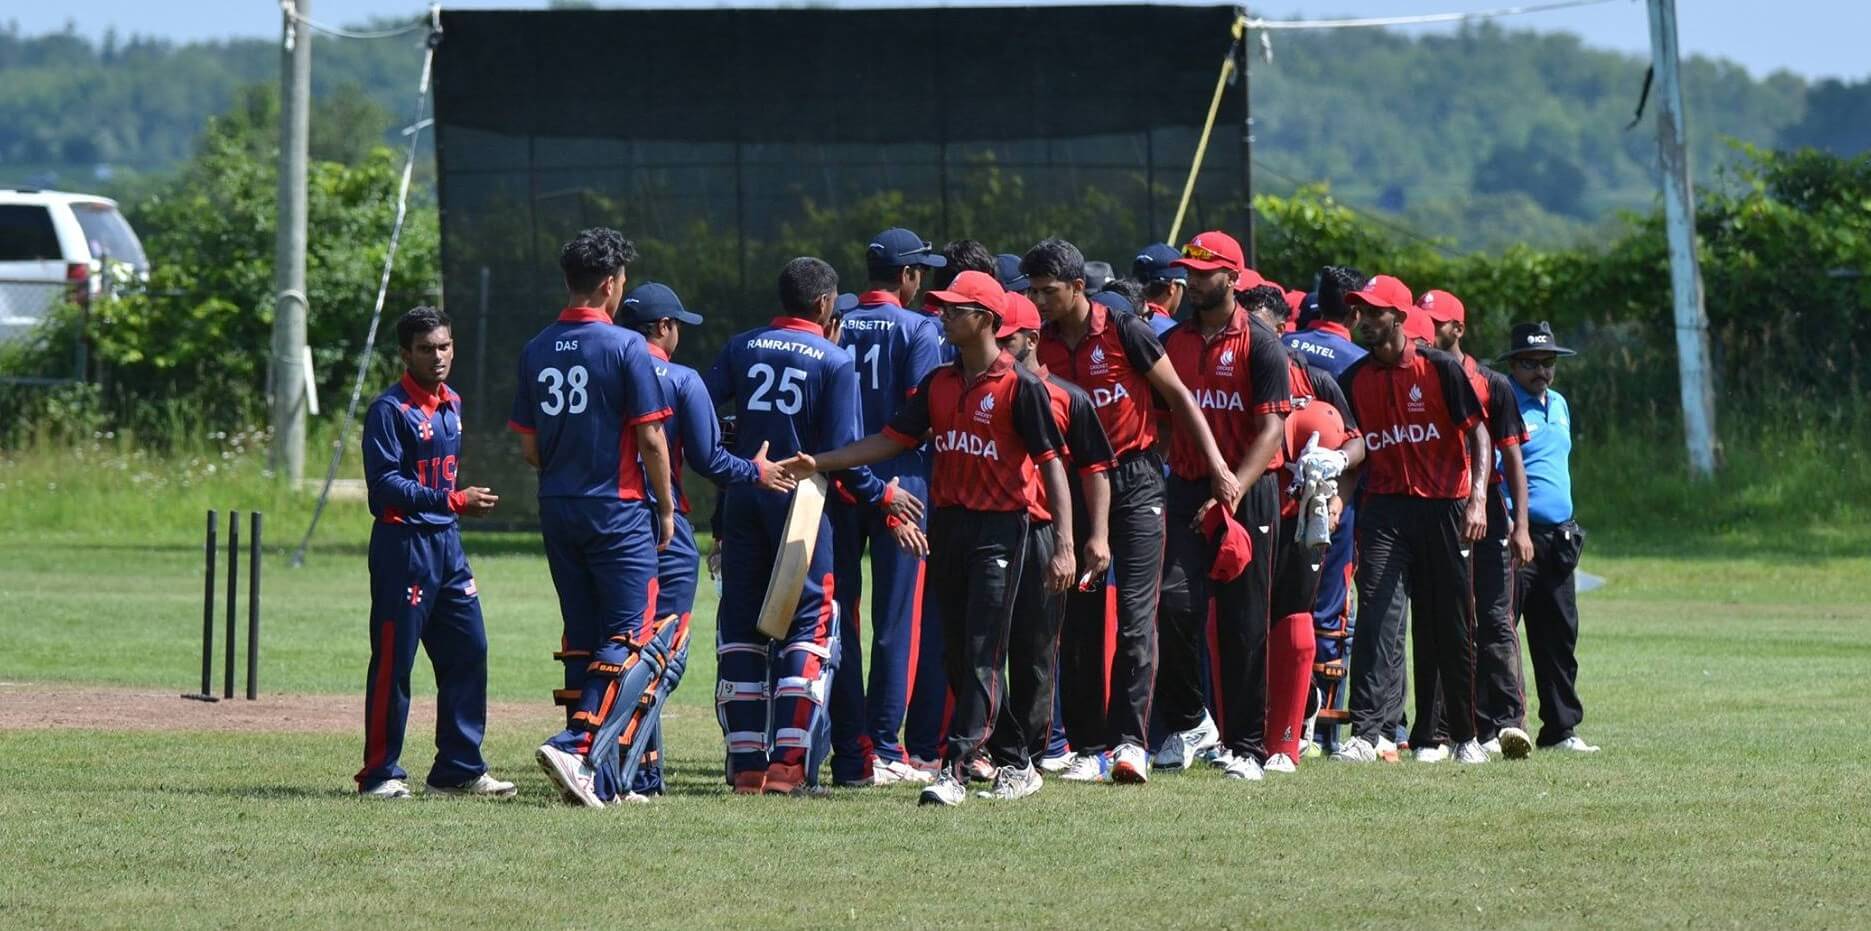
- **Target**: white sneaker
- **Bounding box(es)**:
[1060,751,1110,783]
[873,758,934,786]
[1375,736,1401,763]
[1223,754,1265,781]
[918,770,967,807]
[1543,735,1600,754]
[535,744,604,809]
[610,791,651,806]
[1038,752,1075,775]
[1498,727,1533,760]
[425,773,518,798]
[1200,745,1234,768]
[978,764,1043,801]
[1264,752,1297,774]
[1111,744,1150,784]
[359,778,411,799]
[1454,740,1490,764]
[1153,713,1221,770]
[1413,744,1449,764]
[1331,737,1378,763]
[1480,738,1503,755]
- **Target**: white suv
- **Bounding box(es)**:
[0,189,149,342]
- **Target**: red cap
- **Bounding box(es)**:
[1401,306,1436,344]
[926,270,1007,318]
[995,292,1043,339]
[1284,289,1306,315]
[1346,275,1413,312]
[1416,289,1465,325]
[1171,231,1245,273]
[1201,505,1253,582]
[1230,268,1268,292]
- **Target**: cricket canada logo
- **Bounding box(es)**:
[1216,347,1237,377]
[974,391,997,424]
[1407,383,1426,413]
[1089,343,1110,376]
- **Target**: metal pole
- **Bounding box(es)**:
[225,511,239,699]
[1645,0,1719,476]
[271,0,312,483]
[1239,10,1256,268]
[248,512,262,700]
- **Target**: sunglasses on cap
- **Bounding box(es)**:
[938,302,991,320]
[1512,357,1559,372]
[870,240,934,259]
[1180,242,1229,263]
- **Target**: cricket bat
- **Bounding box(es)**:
[755,474,827,640]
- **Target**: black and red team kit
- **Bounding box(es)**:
[1158,309,1293,763]
[1336,343,1487,748]
[881,351,1064,781]
[1037,303,1172,756]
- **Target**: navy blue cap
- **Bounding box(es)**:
[867,228,947,269]
[620,282,703,326]
[1132,243,1188,284]
[835,292,860,314]
[1089,289,1135,317]
[995,253,1030,293]
[1295,290,1322,330]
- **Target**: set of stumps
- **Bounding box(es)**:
[183,509,262,702]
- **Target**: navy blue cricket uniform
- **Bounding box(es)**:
[705,315,882,782]
[827,290,945,782]
[509,306,671,787]
[356,374,489,791]
[1283,319,1367,697]
[627,342,767,794]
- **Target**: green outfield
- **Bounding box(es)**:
[1,457,1869,927]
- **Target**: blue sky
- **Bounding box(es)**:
[13,0,1866,82]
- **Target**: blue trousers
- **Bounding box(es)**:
[539,498,660,775]
[357,523,487,789]
[715,484,840,781]
[826,470,930,782]
[623,513,700,797]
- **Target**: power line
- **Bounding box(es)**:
[1248,0,1622,32]
[279,1,432,40]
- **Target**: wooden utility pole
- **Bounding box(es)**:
[1645,0,1719,476]
[271,0,312,482]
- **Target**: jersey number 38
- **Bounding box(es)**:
[537,365,589,415]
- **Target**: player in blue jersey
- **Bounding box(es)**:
[510,228,677,808]
[707,256,925,796]
[355,306,514,800]
[826,228,949,788]
[1281,266,1370,754]
[1131,242,1186,337]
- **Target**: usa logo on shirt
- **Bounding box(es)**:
[1407,383,1426,413]
[974,391,997,424]
[1216,347,1237,377]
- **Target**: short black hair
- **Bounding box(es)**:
[1098,278,1143,309]
[1021,238,1085,284]
[1318,265,1366,322]
[1141,278,1179,302]
[778,256,839,318]
[559,227,639,294]
[1238,284,1288,320]
[942,239,998,276]
[396,305,451,350]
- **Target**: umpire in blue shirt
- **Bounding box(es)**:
[1502,322,1597,754]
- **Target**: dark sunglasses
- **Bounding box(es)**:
[1512,357,1558,372]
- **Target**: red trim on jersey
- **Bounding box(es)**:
[558,306,613,324]
[627,406,673,427]
[767,316,825,335]
[505,419,537,435]
[647,344,670,361]
[858,290,902,307]
[399,373,455,417]
[1305,320,1353,341]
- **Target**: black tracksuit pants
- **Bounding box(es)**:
[1516,520,1586,746]
[989,518,1065,770]
[1416,484,1524,746]
[1059,454,1164,753]
[928,507,1028,776]
[1352,494,1478,747]
[1159,472,1279,762]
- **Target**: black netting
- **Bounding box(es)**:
[436,6,1248,516]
